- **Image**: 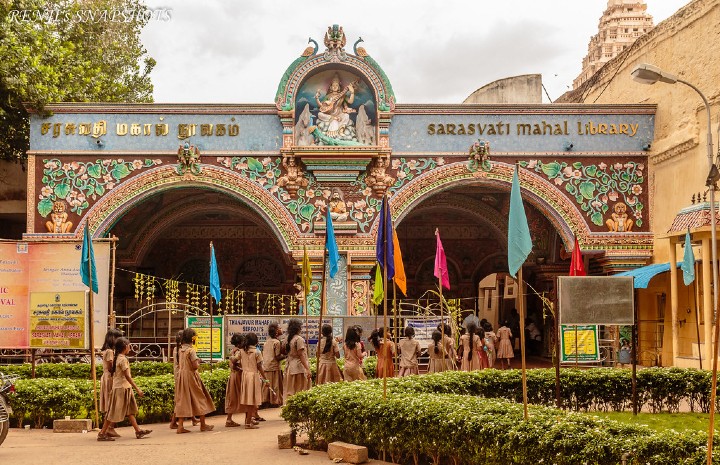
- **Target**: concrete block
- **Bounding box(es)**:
[53,419,92,433]
[327,441,368,464]
[278,430,296,449]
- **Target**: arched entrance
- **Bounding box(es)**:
[101,181,298,340]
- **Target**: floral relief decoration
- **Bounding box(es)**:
[39,158,163,218]
[518,160,645,228]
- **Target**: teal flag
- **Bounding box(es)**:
[681,229,695,286]
[80,220,98,294]
[209,242,221,304]
[325,208,340,278]
[507,166,532,278]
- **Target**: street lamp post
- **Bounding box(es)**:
[631,63,719,465]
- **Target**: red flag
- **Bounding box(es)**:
[569,236,586,276]
[434,228,450,290]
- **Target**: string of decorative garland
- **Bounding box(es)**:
[122,268,299,315]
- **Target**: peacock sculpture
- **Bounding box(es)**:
[353,37,395,112]
[275,38,319,111]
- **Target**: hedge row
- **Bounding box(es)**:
[281,381,718,465]
[0,357,379,381]
[4,365,717,428]
[5,357,378,427]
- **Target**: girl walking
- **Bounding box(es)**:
[224,334,245,427]
[427,330,446,373]
[438,323,457,370]
[262,323,284,407]
[238,333,267,429]
[99,328,122,438]
[97,337,151,441]
[483,322,498,368]
[283,319,312,402]
[371,327,395,378]
[343,326,366,381]
[475,326,490,369]
[459,322,482,371]
[174,328,216,433]
[496,321,515,369]
[398,326,421,376]
[316,324,342,384]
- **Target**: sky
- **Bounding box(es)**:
[140,0,690,104]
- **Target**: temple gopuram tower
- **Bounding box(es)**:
[573,0,654,89]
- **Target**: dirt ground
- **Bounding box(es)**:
[0,408,392,465]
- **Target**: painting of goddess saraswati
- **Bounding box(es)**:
[294,69,376,146]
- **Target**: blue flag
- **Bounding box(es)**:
[80,220,98,294]
[209,242,221,304]
[681,229,695,286]
[325,208,340,278]
[375,196,395,280]
[508,166,532,278]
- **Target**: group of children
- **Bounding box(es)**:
[95,318,517,441]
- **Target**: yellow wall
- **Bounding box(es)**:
[562,0,720,263]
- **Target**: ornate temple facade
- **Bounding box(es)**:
[574,0,654,90]
[24,26,654,345]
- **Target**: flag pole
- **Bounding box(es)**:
[382,195,389,400]
[436,228,446,370]
[393,280,398,373]
[85,225,100,430]
[320,249,327,352]
[518,266,529,420]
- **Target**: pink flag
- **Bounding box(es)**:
[434,228,450,290]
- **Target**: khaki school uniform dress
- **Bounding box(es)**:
[398,338,421,376]
[225,347,245,414]
[316,337,342,384]
[105,354,138,422]
[427,341,447,373]
[375,340,396,378]
[460,334,482,371]
[262,338,284,405]
[496,327,515,359]
[442,334,457,370]
[284,336,311,402]
[174,344,216,418]
[99,349,114,413]
[485,331,498,367]
[342,344,366,381]
[238,347,263,408]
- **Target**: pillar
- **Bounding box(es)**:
[703,237,713,364]
[668,240,679,365]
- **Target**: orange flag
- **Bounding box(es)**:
[392,229,407,295]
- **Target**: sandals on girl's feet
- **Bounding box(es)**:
[200,425,214,432]
[135,429,152,439]
[254,416,266,422]
[225,420,241,427]
[244,424,259,429]
[169,423,178,429]
[97,433,115,441]
[191,418,200,426]
[176,428,191,434]
[106,429,121,438]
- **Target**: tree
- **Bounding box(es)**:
[0,0,156,162]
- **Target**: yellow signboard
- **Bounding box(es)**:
[29,291,87,349]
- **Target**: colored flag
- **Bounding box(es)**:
[375,196,395,279]
[392,229,407,295]
[325,208,340,278]
[372,263,384,305]
[508,165,532,279]
[302,245,312,294]
[569,236,586,277]
[681,229,695,286]
[209,242,221,304]
[80,219,98,294]
[434,228,450,290]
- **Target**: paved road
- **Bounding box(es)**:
[0,408,389,465]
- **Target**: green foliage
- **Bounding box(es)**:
[0,0,155,161]
[282,380,720,465]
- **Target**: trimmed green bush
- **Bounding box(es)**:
[282,380,719,465]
